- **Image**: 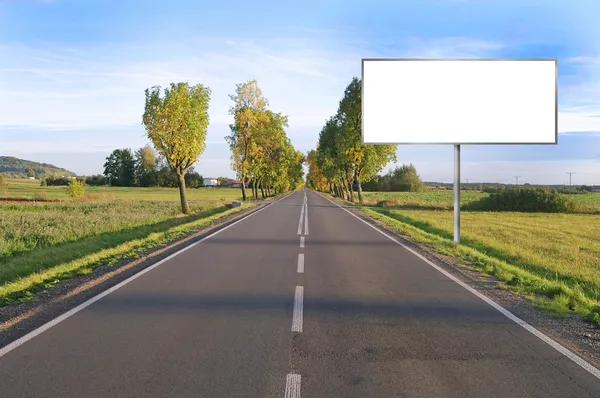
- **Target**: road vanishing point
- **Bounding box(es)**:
[1,190,599,397]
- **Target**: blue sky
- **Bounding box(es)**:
[1,0,599,184]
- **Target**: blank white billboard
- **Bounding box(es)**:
[362,59,557,144]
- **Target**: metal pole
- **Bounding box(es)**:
[454,144,460,244]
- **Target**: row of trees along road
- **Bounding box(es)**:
[140,81,303,214]
[306,77,398,204]
[226,80,305,201]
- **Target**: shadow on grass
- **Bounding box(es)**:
[370,208,600,297]
[0,206,230,286]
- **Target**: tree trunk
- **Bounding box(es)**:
[260,179,265,199]
[348,181,354,202]
[253,178,258,200]
[357,177,363,203]
[241,174,247,201]
[177,173,190,214]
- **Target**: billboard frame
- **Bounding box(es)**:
[361,58,559,244]
[361,58,558,145]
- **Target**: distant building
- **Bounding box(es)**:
[230,180,243,188]
[203,177,219,187]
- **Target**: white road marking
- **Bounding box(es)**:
[0,193,294,359]
[318,192,600,381]
[297,254,304,273]
[303,203,309,236]
[297,201,305,235]
[300,236,305,248]
[284,373,301,398]
[292,286,304,332]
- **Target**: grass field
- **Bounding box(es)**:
[0,178,243,202]
[344,191,600,326]
[0,179,257,306]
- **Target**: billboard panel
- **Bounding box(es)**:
[362,59,557,144]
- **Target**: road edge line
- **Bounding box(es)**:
[316,191,600,380]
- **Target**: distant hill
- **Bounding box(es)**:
[0,156,76,178]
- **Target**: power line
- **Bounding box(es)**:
[566,172,575,186]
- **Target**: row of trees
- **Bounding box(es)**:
[306,77,397,203]
[225,80,304,200]
[139,81,303,213]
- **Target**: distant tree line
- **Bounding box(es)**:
[361,164,427,192]
[100,145,204,188]
[226,80,305,200]
[306,77,397,203]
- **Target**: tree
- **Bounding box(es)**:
[143,82,211,214]
[226,80,270,201]
[134,145,157,187]
[185,167,203,188]
[27,168,35,178]
[103,149,136,186]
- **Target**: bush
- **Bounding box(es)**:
[40,178,47,187]
[464,187,576,213]
[45,176,71,186]
[66,179,85,198]
[85,175,107,186]
[0,175,6,187]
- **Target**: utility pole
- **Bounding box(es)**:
[514,176,521,185]
[566,172,575,186]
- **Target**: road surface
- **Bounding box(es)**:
[0,190,599,397]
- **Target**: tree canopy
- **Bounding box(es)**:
[142,82,211,213]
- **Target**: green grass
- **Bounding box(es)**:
[335,191,600,326]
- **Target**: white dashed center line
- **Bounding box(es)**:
[297,253,304,273]
[285,373,301,398]
[292,286,304,332]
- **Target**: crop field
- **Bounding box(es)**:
[0,180,254,305]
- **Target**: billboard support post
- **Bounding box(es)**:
[454,144,460,244]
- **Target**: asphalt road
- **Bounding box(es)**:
[0,190,599,397]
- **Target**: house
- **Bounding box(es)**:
[203,177,219,187]
[230,180,244,188]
